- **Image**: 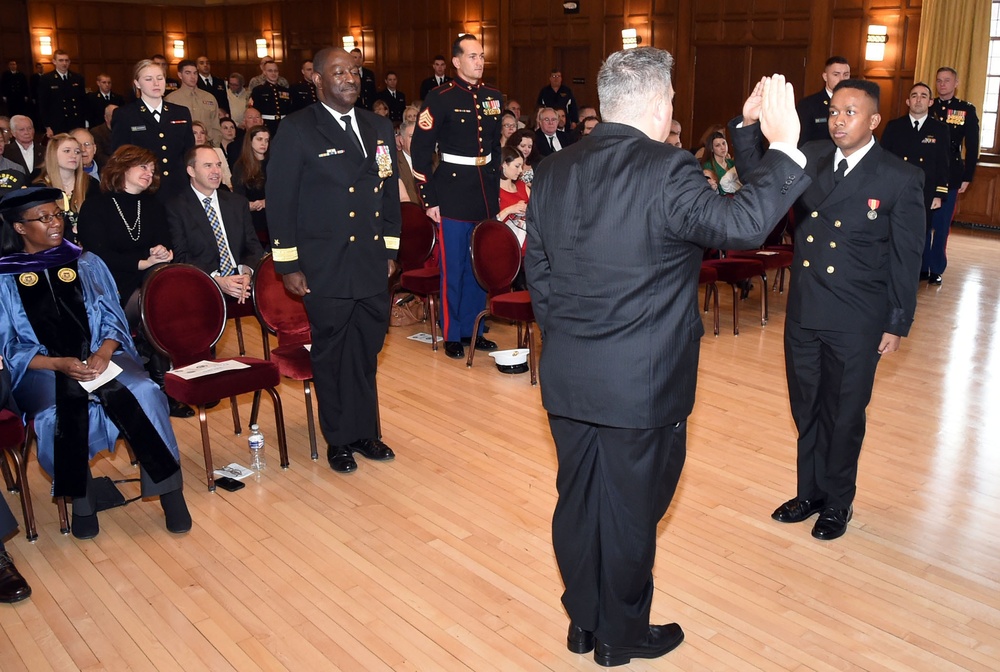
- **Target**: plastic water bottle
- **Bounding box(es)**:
[248,424,266,472]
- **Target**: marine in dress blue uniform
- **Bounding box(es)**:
[250,80,291,135]
[410,35,503,358]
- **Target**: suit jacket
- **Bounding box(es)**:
[373,88,406,123]
[111,100,194,202]
[398,152,421,205]
[731,120,925,337]
[266,104,401,299]
[796,89,832,147]
[419,75,451,101]
[166,187,263,274]
[38,70,87,134]
[524,122,808,428]
[4,140,45,180]
[534,128,574,157]
[91,124,113,167]
[880,115,951,209]
[85,90,124,129]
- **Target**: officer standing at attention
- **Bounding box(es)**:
[38,50,86,137]
[795,56,851,146]
[926,66,980,285]
[410,34,503,360]
[249,61,291,135]
[289,60,318,113]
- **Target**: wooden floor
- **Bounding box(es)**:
[2,228,999,671]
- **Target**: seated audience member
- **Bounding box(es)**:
[556,109,568,132]
[91,104,116,166]
[402,104,420,126]
[498,145,529,254]
[34,133,99,242]
[192,120,232,190]
[373,99,390,118]
[510,129,540,187]
[232,126,270,247]
[229,106,263,167]
[0,122,27,185]
[693,124,725,161]
[167,145,262,303]
[667,119,682,148]
[219,118,239,169]
[500,110,518,147]
[578,115,600,138]
[0,355,32,604]
[578,106,598,123]
[506,100,526,129]
[701,131,736,196]
[4,115,44,180]
[0,186,191,541]
[70,128,101,180]
[397,120,421,205]
[535,107,573,157]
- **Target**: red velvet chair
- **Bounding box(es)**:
[226,295,269,357]
[0,410,41,540]
[392,202,441,351]
[252,254,320,460]
[467,219,537,385]
[699,263,720,337]
[140,263,289,491]
[727,248,795,294]
[701,256,768,335]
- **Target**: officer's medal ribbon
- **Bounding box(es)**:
[375,144,393,178]
[867,198,880,220]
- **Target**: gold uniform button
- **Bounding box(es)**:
[159,133,165,138]
[811,211,818,218]
[349,235,356,242]
[375,211,380,217]
[452,172,457,177]
[478,126,482,131]
[803,260,811,268]
[903,156,908,161]
[461,119,466,123]
[834,220,842,228]
[162,158,168,163]
[161,145,167,150]
[349,187,355,193]
[806,235,814,243]
[373,186,379,193]
[374,234,379,241]
[827,266,835,274]
[829,241,837,248]
[163,170,169,176]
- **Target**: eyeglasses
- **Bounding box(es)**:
[21,211,66,224]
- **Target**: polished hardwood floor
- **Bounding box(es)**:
[2,228,999,671]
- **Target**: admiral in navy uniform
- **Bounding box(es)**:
[288,60,318,113]
[732,79,925,541]
[410,34,503,359]
[926,66,980,284]
[880,82,950,253]
[37,50,87,137]
[111,59,194,203]
[249,61,291,135]
[795,56,850,146]
[266,47,401,475]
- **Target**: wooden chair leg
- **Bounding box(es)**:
[526,322,538,386]
[303,380,318,460]
[429,294,440,352]
[249,390,262,427]
[263,387,290,469]
[3,443,37,541]
[731,283,741,336]
[198,406,216,491]
[234,317,246,356]
[57,497,69,535]
[466,310,489,368]
[710,283,720,336]
[760,273,769,325]
[230,396,242,435]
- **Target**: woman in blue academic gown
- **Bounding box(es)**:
[0,186,191,540]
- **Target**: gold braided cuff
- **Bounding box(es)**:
[384,236,400,250]
[272,246,299,262]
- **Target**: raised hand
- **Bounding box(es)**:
[759,74,801,146]
[742,77,766,126]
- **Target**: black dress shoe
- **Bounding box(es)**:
[567,623,595,654]
[160,489,192,534]
[327,445,357,473]
[918,271,930,281]
[0,551,31,603]
[771,497,826,523]
[474,336,498,351]
[443,341,465,359]
[929,274,943,286]
[812,506,852,540]
[168,397,195,418]
[71,512,100,540]
[350,438,395,461]
[594,623,684,667]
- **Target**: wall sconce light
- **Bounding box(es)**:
[39,36,53,56]
[256,38,268,59]
[563,1,580,14]
[342,35,356,51]
[172,40,185,59]
[866,25,887,61]
[622,28,641,50]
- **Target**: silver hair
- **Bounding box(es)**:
[597,48,674,123]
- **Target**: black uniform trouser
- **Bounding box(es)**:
[549,414,686,647]
[304,291,388,447]
[784,318,883,510]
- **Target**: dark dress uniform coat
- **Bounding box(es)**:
[85,90,124,130]
[266,103,400,446]
[288,80,318,113]
[419,75,451,101]
[796,89,833,146]
[1,69,30,116]
[374,88,406,123]
[197,75,230,115]
[38,70,87,134]
[111,100,194,202]
[880,115,951,209]
[930,96,980,188]
[250,82,292,135]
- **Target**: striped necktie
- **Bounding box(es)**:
[203,197,236,275]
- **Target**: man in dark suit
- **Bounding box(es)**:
[795,56,850,146]
[373,71,406,123]
[881,81,951,276]
[195,56,231,116]
[37,50,87,137]
[732,79,925,542]
[349,48,377,110]
[267,47,400,475]
[167,145,262,302]
[85,74,124,129]
[526,49,808,666]
[4,115,45,179]
[534,107,573,157]
[419,55,451,100]
[1,59,30,117]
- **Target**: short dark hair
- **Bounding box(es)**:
[833,78,881,109]
[433,55,446,63]
[220,118,237,130]
[101,144,160,194]
[910,81,933,97]
[452,35,477,58]
[937,66,958,78]
[301,59,313,69]
[501,144,524,166]
[184,144,217,168]
[385,70,397,78]
[350,48,362,55]
[177,59,196,73]
[825,56,849,67]
[151,53,166,61]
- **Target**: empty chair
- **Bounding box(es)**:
[391,203,442,350]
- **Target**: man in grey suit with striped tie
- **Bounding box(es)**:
[525,49,809,666]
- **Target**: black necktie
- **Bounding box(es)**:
[152,109,160,123]
[914,119,919,131]
[548,135,555,151]
[834,158,848,184]
[341,115,363,156]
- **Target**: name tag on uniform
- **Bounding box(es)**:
[131,125,147,131]
[170,119,188,124]
[813,117,826,123]
[922,136,937,143]
[318,148,345,157]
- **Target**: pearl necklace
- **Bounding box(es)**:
[112,197,142,242]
